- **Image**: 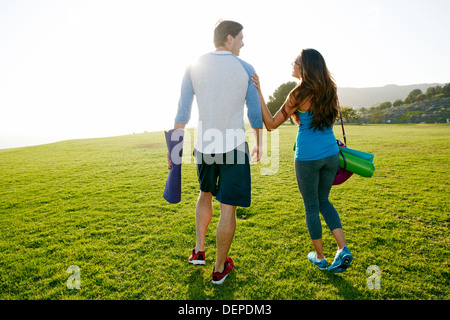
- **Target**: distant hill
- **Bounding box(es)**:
[337,83,445,108]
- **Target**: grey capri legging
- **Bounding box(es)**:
[294,153,342,240]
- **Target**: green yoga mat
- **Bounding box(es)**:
[338,147,375,178]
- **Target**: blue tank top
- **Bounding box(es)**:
[295,110,339,161]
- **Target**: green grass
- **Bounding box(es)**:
[0,124,449,300]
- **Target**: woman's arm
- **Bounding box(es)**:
[252,73,299,131]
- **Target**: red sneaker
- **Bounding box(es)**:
[212,257,234,285]
[188,249,205,265]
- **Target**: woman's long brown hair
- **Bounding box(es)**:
[287,49,338,131]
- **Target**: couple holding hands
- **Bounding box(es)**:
[169,20,353,285]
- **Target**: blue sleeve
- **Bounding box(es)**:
[237,59,263,128]
[174,66,194,124]
[245,68,263,128]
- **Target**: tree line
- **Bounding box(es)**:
[357,83,450,124]
[266,82,450,124]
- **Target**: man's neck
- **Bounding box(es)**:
[216,46,231,53]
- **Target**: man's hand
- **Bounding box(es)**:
[251,127,263,163]
[251,144,262,163]
[167,122,186,170]
[167,152,172,170]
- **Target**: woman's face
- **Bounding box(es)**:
[292,56,301,79]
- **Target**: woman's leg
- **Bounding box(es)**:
[295,159,324,258]
[332,228,347,250]
[311,238,325,260]
[318,153,346,249]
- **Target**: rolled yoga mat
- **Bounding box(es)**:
[163,129,184,204]
[339,146,374,161]
[338,146,375,178]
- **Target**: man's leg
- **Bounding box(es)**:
[195,191,213,252]
[214,202,237,273]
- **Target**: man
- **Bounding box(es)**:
[168,20,263,285]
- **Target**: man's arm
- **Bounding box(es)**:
[232,58,264,162]
[174,122,186,130]
[174,66,194,125]
[168,66,194,170]
[244,65,264,163]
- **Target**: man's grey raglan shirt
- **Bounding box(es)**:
[175,51,263,154]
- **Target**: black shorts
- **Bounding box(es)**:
[194,143,251,207]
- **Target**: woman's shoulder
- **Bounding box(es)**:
[297,96,313,112]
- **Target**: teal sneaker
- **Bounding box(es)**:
[307,252,327,270]
[328,246,353,273]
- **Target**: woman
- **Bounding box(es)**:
[252,49,353,272]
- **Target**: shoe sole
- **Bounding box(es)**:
[316,265,327,270]
[212,265,234,285]
[189,260,205,265]
[329,254,353,273]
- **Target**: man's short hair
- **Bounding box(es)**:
[213,20,243,48]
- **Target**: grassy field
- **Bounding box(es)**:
[0,124,448,300]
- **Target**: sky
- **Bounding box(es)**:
[0,0,449,149]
